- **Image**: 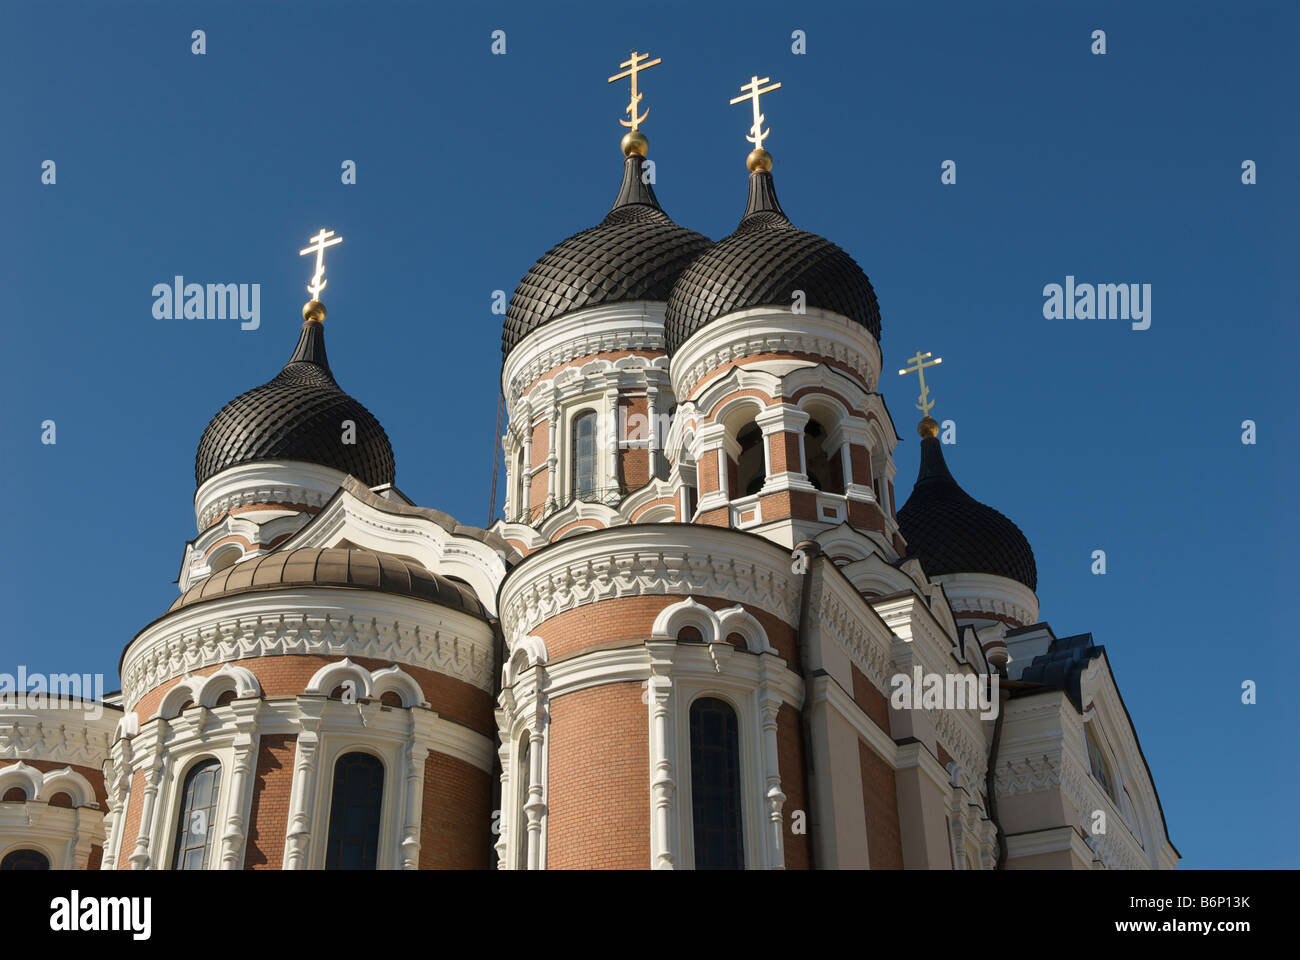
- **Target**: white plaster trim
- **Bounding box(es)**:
[503,301,668,406]
[194,460,348,531]
[671,306,882,402]
[122,588,496,709]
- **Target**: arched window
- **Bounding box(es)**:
[208,545,241,573]
[324,752,384,869]
[804,419,834,492]
[514,445,526,517]
[572,410,598,501]
[1,849,49,870]
[515,735,532,870]
[2,787,27,803]
[736,423,764,497]
[689,697,744,868]
[1086,725,1115,802]
[171,758,222,870]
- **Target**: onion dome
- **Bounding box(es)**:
[664,167,882,355]
[169,547,485,618]
[195,311,395,488]
[502,152,712,358]
[897,420,1037,590]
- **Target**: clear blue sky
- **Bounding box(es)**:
[1,1,1294,868]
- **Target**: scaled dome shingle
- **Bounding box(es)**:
[502,154,712,358]
[195,319,395,488]
[897,436,1038,591]
[665,169,882,355]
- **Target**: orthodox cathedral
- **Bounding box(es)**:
[0,59,1177,871]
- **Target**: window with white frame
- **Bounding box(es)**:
[171,758,222,870]
[688,697,745,869]
[324,752,385,870]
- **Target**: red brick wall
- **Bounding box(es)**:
[850,665,892,735]
[621,395,650,491]
[419,750,491,869]
[859,741,904,869]
[529,595,797,666]
[87,844,103,870]
[546,683,648,869]
[244,733,296,869]
[115,769,146,870]
[777,704,811,869]
[529,418,549,510]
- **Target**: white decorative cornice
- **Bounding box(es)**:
[194,460,349,531]
[121,589,496,708]
[498,526,800,648]
[934,572,1039,628]
[0,709,118,769]
[671,306,882,403]
[503,301,669,407]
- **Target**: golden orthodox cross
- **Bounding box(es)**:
[298,228,343,301]
[608,50,661,130]
[730,74,782,149]
[898,350,944,416]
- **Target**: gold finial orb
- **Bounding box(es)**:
[303,299,326,323]
[746,148,773,172]
[621,130,649,157]
[918,416,940,439]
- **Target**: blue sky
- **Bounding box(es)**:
[1,1,1295,868]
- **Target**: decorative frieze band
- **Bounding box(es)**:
[122,594,495,707]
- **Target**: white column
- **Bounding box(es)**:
[647,644,677,869]
[128,742,166,870]
[545,410,559,507]
[840,440,853,493]
[219,716,259,869]
[604,388,620,502]
[758,690,788,869]
[521,427,533,515]
[524,725,546,869]
[282,703,323,870]
[400,722,428,870]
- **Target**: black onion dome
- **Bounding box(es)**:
[195,319,395,488]
[665,169,878,356]
[897,435,1037,590]
[502,153,712,358]
[664,169,882,355]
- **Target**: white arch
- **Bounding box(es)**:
[0,762,42,800]
[503,635,549,687]
[650,598,772,653]
[157,675,206,719]
[652,597,719,643]
[716,605,774,654]
[198,663,261,707]
[38,767,97,807]
[369,664,426,708]
[305,658,373,700]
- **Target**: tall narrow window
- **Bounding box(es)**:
[515,735,532,870]
[689,697,744,868]
[325,752,384,869]
[171,758,222,870]
[804,419,834,492]
[1086,725,1115,802]
[736,423,764,497]
[514,447,526,519]
[572,410,598,501]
